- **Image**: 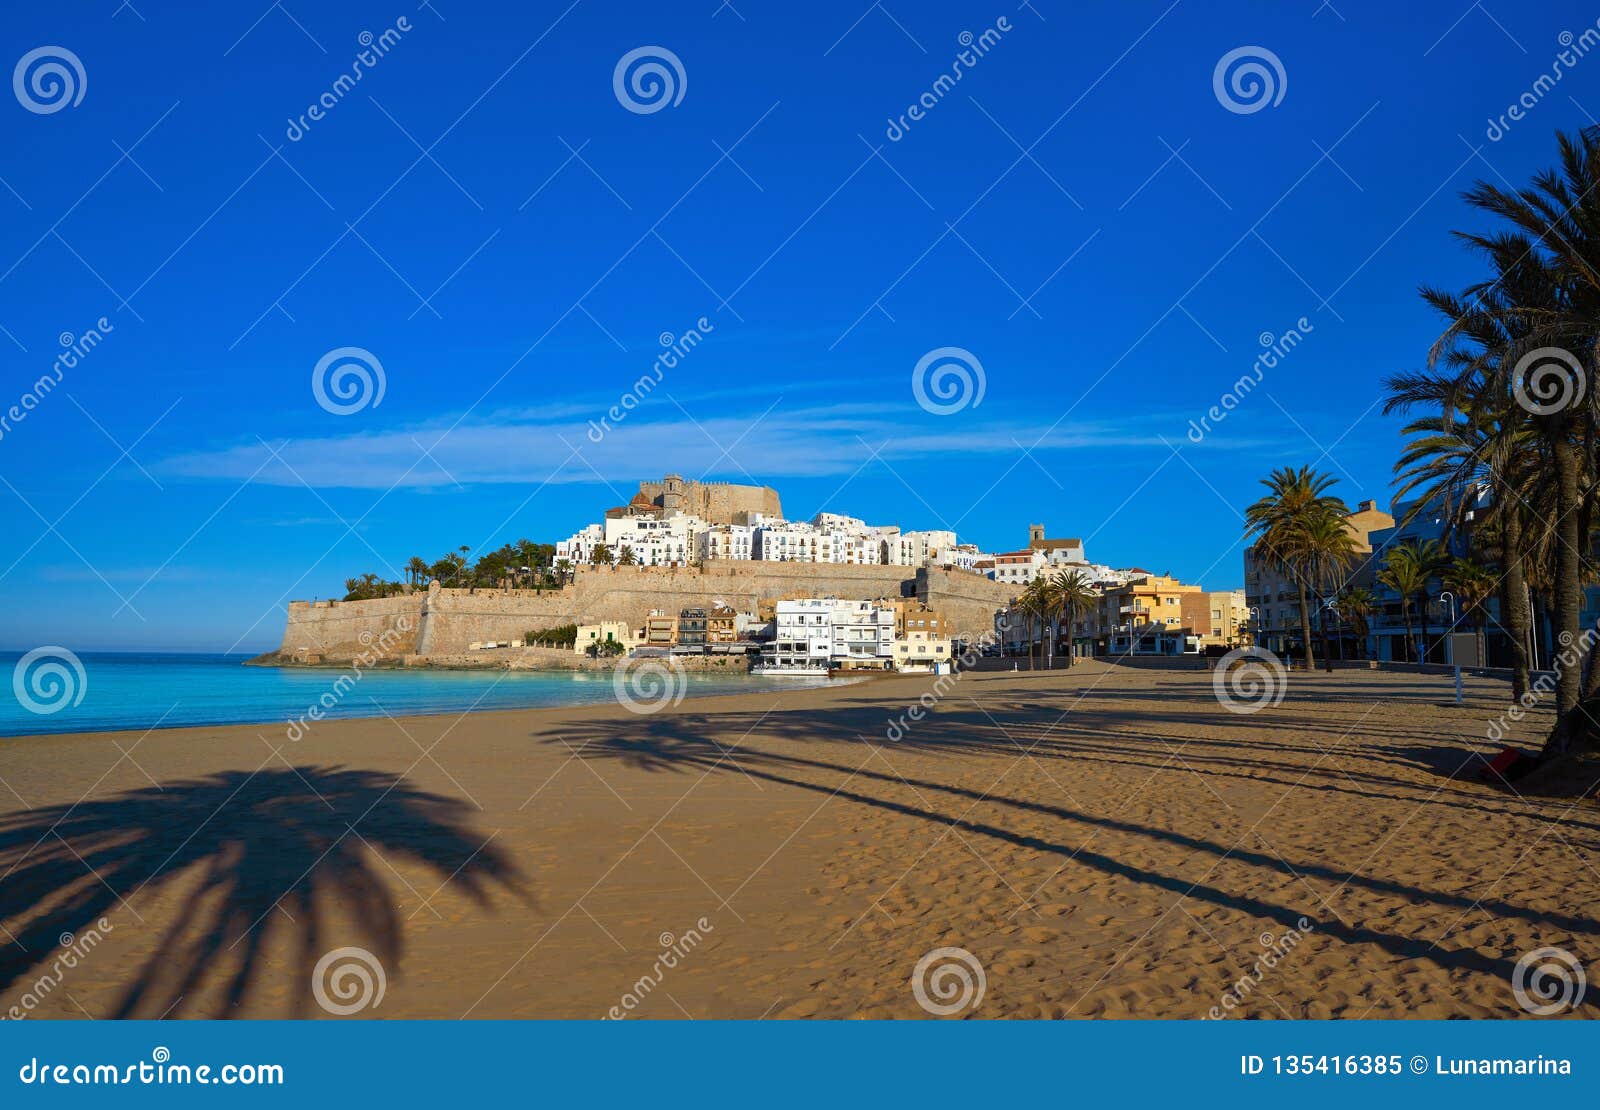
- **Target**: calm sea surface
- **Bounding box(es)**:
[0,652,833,738]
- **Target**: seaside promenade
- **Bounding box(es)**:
[0,664,1592,1019]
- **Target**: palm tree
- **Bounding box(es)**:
[1296,508,1359,670]
[1386,353,1537,699]
[1377,541,1431,664]
[1047,570,1095,669]
[406,556,430,588]
[616,545,637,566]
[1448,131,1600,733]
[1443,556,1497,668]
[554,558,572,585]
[1244,466,1350,670]
[1337,587,1379,659]
[1018,580,1051,670]
[590,543,613,566]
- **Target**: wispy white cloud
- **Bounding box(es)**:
[158,400,1291,490]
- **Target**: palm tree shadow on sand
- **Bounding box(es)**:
[0,766,526,1018]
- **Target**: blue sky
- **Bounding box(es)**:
[0,0,1592,651]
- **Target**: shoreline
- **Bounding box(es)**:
[1,664,1591,1019]
[0,665,874,742]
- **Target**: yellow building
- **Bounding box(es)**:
[880,599,953,671]
[1181,589,1250,649]
[893,627,952,671]
[1243,499,1395,656]
[706,605,738,643]
[573,621,633,655]
[642,609,679,647]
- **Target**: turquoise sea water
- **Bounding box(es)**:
[0,652,832,738]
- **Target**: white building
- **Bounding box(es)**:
[755,598,896,673]
[555,523,604,565]
[602,513,704,566]
[754,520,835,563]
[944,543,991,572]
[696,523,755,561]
[989,549,1047,585]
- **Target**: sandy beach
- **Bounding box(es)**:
[1,662,1594,1020]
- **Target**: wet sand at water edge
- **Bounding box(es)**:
[1,662,1595,1019]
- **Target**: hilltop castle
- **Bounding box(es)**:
[614,474,782,525]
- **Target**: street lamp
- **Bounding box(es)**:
[1437,590,1457,663]
[1437,589,1463,705]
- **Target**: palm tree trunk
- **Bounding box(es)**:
[1417,593,1431,665]
[1401,604,1414,665]
[1498,514,1532,702]
[1550,431,1584,746]
[1295,583,1315,670]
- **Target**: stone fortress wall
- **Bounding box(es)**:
[634,474,781,524]
[275,562,1016,661]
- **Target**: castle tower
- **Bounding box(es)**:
[662,474,685,515]
[1028,523,1044,547]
